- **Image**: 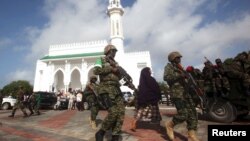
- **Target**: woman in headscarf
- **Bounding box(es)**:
[131,67,162,131]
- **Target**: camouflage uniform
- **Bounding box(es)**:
[202,61,216,97]
[215,58,230,96]
[32,93,41,115]
[24,94,34,116]
[9,87,28,117]
[186,66,203,106]
[94,56,124,133]
[225,52,250,98]
[94,44,125,141]
[163,51,200,141]
[164,63,198,130]
[84,78,100,129]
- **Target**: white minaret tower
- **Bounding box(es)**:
[107,0,124,56]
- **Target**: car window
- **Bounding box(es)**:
[34,92,56,98]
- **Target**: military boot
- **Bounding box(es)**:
[165,121,175,140]
[95,129,105,141]
[91,120,97,129]
[188,130,200,141]
[111,135,120,141]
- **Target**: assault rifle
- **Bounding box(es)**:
[106,56,136,91]
[204,56,223,97]
[87,84,109,110]
[204,56,221,74]
[176,64,206,112]
[117,66,136,90]
[204,57,214,66]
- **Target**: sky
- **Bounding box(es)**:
[0,0,250,89]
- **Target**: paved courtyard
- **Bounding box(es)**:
[0,105,249,141]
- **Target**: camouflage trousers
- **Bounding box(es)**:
[12,101,27,115]
[33,101,41,114]
[87,95,100,121]
[100,85,125,135]
[171,98,198,130]
[23,101,34,114]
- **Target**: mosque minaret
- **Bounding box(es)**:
[33,0,152,93]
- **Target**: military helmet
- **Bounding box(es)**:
[215,58,222,64]
[104,44,117,55]
[90,76,97,80]
[168,51,182,62]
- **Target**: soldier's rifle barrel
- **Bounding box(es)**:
[176,64,206,112]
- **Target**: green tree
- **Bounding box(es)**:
[1,80,33,98]
[0,89,3,104]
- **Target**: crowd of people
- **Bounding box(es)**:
[5,42,249,141]
[54,88,84,111]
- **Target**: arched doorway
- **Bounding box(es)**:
[88,67,98,82]
[70,69,81,90]
[54,70,64,92]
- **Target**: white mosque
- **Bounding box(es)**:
[33,0,152,93]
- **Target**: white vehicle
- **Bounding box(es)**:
[1,96,17,110]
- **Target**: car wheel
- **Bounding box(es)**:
[2,103,10,110]
[83,102,89,110]
[208,99,237,123]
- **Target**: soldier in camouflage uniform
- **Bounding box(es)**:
[94,44,132,141]
[185,66,203,107]
[225,52,250,97]
[215,58,230,96]
[8,86,28,118]
[202,61,217,97]
[29,92,41,115]
[163,51,200,141]
[84,76,100,129]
